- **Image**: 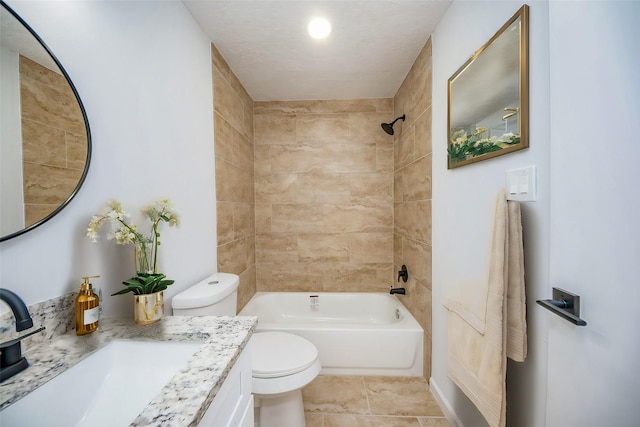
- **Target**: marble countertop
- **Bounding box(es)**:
[0,315,257,426]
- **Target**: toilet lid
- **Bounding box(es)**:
[250,332,319,379]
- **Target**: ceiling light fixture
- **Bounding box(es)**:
[308,17,331,39]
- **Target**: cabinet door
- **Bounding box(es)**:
[238,395,254,427]
[198,345,253,426]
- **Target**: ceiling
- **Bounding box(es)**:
[182,0,452,101]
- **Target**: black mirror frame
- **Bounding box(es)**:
[0,0,92,242]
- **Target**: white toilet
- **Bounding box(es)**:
[172,273,321,427]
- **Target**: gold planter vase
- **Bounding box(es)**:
[133,291,164,325]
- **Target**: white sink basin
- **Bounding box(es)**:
[1,339,203,427]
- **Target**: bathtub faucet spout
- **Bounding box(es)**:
[390,286,406,295]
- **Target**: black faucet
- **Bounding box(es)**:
[390,286,406,295]
[0,288,36,382]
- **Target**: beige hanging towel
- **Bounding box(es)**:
[443,191,527,427]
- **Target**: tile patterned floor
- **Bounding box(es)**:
[302,375,451,427]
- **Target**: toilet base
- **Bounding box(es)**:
[254,390,306,427]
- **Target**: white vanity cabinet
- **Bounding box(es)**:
[198,344,253,427]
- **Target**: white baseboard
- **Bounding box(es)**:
[430,377,464,427]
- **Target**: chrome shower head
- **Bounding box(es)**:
[381,114,406,135]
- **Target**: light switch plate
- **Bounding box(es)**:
[506,165,536,201]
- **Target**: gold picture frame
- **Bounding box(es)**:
[447,4,529,169]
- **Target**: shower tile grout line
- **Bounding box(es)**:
[361,375,372,415]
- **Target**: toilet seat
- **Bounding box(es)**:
[250,332,321,396]
[251,332,319,379]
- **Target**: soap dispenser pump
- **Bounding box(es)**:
[76,276,100,335]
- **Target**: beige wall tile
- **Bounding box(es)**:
[298,233,351,262]
[66,132,88,170]
[19,56,87,229]
[271,204,325,233]
[376,139,395,173]
[297,174,351,204]
[212,42,255,309]
[233,202,255,239]
[19,56,67,88]
[394,233,403,266]
[423,332,433,384]
[217,237,249,275]
[322,262,392,292]
[20,68,85,136]
[234,131,254,169]
[254,114,296,145]
[21,120,66,167]
[395,40,432,130]
[393,37,433,382]
[349,233,393,263]
[414,107,433,158]
[296,114,351,144]
[218,157,254,204]
[257,261,324,291]
[253,98,397,299]
[217,202,234,245]
[254,203,272,233]
[255,98,393,115]
[349,113,394,145]
[24,204,56,227]
[324,203,392,233]
[402,237,432,288]
[23,163,82,204]
[254,144,272,176]
[322,143,378,173]
[395,122,415,169]
[212,45,253,141]
[399,155,432,201]
[394,202,410,237]
[255,233,299,263]
[270,144,325,174]
[214,113,235,162]
[413,200,432,245]
[237,264,256,312]
[255,174,298,204]
[349,173,393,202]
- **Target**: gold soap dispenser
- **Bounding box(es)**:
[76,275,100,335]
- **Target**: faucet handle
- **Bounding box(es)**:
[397,265,408,283]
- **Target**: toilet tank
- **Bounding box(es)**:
[171,273,239,316]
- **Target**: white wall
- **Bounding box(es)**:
[0,0,216,318]
[432,1,550,426]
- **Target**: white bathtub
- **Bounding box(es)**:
[238,292,424,376]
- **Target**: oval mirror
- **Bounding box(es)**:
[0,1,91,242]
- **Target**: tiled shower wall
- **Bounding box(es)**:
[253,99,395,292]
[20,56,87,226]
[393,39,433,379]
[211,45,256,311]
[211,38,433,378]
